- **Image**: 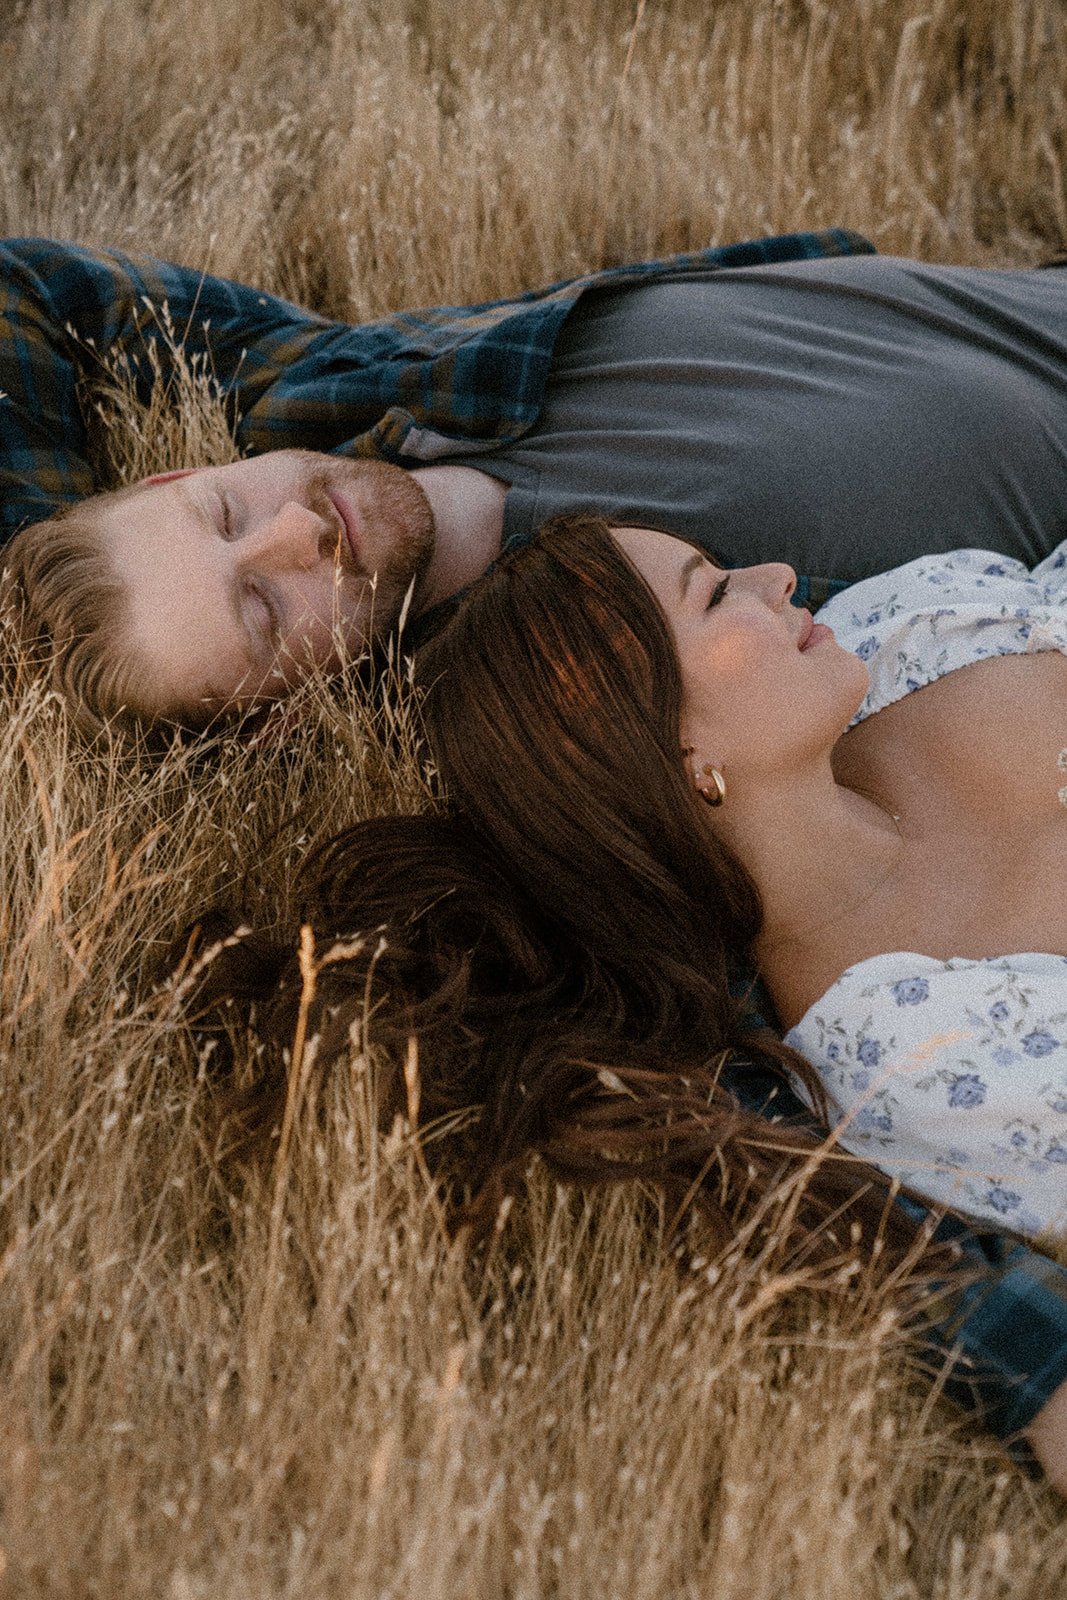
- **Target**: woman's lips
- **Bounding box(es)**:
[800,621,834,651]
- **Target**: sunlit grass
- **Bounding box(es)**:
[2,0,1066,1594]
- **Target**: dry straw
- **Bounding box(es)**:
[1,0,1067,1594]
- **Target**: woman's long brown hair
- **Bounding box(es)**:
[201,513,924,1260]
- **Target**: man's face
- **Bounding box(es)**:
[96,449,435,720]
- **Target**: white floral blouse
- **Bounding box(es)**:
[785,539,1067,1237]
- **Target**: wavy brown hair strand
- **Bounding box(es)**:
[418,514,761,1049]
[198,514,926,1264]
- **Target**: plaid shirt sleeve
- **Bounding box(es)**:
[917,1216,1067,1442]
[0,227,874,538]
[0,237,348,537]
[722,1047,1067,1447]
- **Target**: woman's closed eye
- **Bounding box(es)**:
[707,575,730,610]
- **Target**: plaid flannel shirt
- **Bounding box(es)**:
[3,230,1066,1444]
[0,229,855,611]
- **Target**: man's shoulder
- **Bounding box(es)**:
[375,227,878,339]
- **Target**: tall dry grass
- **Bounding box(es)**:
[2,0,1067,1594]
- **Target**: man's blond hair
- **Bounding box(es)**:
[2,486,171,736]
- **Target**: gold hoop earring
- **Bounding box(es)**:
[699,765,726,807]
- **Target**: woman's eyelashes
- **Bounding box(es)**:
[706,575,730,610]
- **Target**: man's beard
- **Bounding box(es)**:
[304,454,437,639]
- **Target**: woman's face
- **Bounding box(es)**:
[611,527,868,782]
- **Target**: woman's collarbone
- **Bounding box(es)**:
[763,827,1067,1029]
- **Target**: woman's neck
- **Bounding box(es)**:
[718,763,908,976]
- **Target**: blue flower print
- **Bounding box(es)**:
[892,978,929,1007]
[947,1074,987,1109]
[1052,1096,1067,1115]
[865,610,882,626]
[988,1002,1010,1023]
[855,1107,893,1134]
[856,1038,882,1069]
[1044,1144,1067,1164]
[985,1185,1022,1215]
[1009,1131,1029,1148]
[982,563,1008,577]
[855,636,879,662]
[1022,1030,1058,1058]
[992,1046,1017,1068]
[826,1042,841,1061]
[850,1070,871,1092]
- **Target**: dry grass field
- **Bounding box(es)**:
[2,0,1067,1594]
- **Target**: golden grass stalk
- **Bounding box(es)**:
[2,1,1067,1594]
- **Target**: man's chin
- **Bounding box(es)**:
[379,496,437,617]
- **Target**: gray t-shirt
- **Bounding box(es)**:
[450,255,1067,585]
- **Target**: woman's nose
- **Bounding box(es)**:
[758,562,797,607]
[240,501,340,572]
[735,561,797,607]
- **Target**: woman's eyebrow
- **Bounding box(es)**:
[679,550,706,598]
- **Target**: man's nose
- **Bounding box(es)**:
[238,501,340,573]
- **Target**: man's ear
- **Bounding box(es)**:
[140,468,196,487]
